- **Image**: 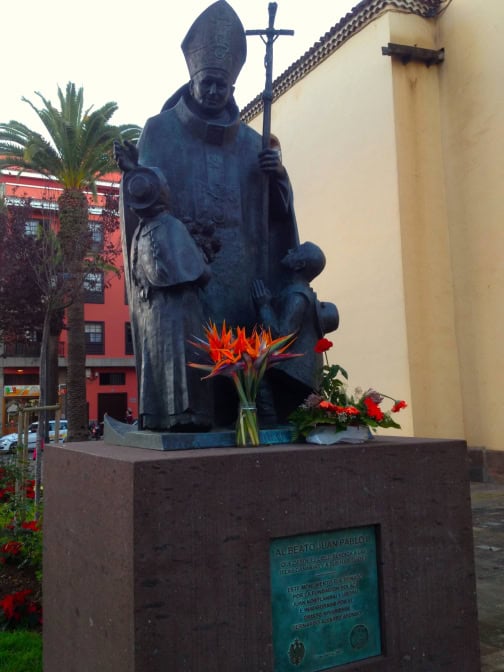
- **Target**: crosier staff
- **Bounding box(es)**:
[246,3,294,282]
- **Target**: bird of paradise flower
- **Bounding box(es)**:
[188,321,301,446]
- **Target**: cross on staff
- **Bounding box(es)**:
[246,3,294,150]
[246,3,294,282]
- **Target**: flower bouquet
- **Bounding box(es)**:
[189,321,299,446]
[289,338,407,442]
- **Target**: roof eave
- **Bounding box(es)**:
[241,0,446,123]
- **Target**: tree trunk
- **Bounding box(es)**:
[66,289,89,440]
[35,309,51,511]
[47,310,64,408]
[58,189,90,442]
[33,310,63,514]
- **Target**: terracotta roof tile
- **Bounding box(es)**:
[241,0,446,122]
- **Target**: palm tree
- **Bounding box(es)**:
[0,82,140,441]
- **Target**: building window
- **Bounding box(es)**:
[25,220,40,237]
[125,322,134,355]
[88,220,103,251]
[99,372,126,386]
[3,330,42,357]
[24,219,50,236]
[25,329,41,343]
[85,322,104,355]
[4,373,39,385]
[83,272,104,304]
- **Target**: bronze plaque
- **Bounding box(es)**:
[270,526,382,671]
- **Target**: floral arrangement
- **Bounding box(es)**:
[189,321,299,446]
[289,338,407,439]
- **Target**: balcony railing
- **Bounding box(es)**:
[2,341,65,358]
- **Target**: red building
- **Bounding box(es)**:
[0,168,137,433]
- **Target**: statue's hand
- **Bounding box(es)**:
[114,139,139,173]
[258,148,286,178]
[251,279,271,305]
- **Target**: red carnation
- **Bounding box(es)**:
[363,396,384,422]
[314,338,333,353]
[391,400,407,413]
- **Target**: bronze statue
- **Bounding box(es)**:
[123,166,213,431]
[115,1,338,432]
[252,242,339,422]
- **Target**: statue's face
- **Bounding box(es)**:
[281,247,307,271]
[189,69,234,115]
[281,248,300,270]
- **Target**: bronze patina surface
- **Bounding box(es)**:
[270,526,381,671]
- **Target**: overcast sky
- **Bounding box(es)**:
[2,0,357,130]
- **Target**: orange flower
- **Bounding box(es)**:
[233,326,250,357]
[319,400,360,417]
[189,322,299,381]
[319,400,339,413]
[205,321,235,363]
[188,322,301,446]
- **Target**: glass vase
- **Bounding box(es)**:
[236,401,260,447]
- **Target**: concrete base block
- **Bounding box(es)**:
[468,447,504,484]
[43,437,480,672]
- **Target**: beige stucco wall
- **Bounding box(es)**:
[387,11,465,440]
[438,0,504,452]
[251,0,504,449]
[250,1,504,450]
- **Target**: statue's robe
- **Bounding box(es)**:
[123,86,298,326]
[130,211,212,430]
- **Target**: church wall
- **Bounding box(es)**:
[387,11,465,440]
[250,1,504,451]
[437,0,504,452]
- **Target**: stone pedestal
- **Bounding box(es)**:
[43,437,480,672]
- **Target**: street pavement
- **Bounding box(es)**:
[472,483,504,672]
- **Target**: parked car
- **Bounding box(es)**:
[0,420,68,454]
[0,431,38,453]
[29,420,68,442]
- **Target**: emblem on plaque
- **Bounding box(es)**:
[288,638,306,665]
[350,624,369,650]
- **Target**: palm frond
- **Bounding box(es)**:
[1,82,140,190]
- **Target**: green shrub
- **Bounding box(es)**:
[0,630,42,671]
[0,464,42,632]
